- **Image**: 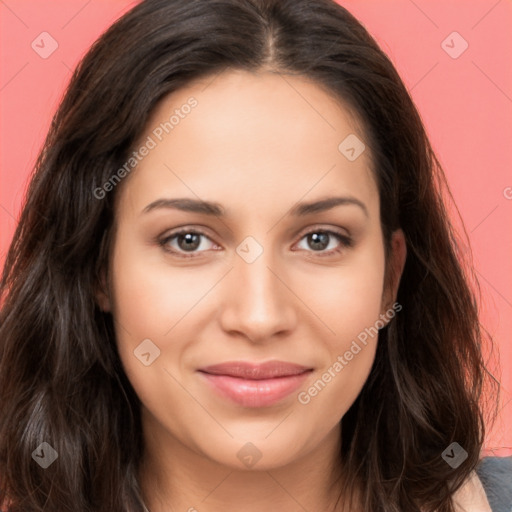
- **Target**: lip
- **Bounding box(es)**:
[197,361,313,407]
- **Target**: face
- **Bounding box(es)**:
[100,69,405,471]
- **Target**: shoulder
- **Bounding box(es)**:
[452,456,512,512]
[452,468,492,511]
[475,456,512,512]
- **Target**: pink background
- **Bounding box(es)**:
[1,1,510,455]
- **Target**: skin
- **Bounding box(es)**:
[97,69,408,511]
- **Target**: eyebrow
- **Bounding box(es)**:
[141,196,368,218]
[290,196,368,217]
[142,198,224,216]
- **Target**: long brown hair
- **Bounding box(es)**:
[0,0,499,510]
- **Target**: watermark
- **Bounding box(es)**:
[297,302,402,405]
[441,442,468,469]
[503,186,512,200]
[31,32,59,59]
[32,442,59,468]
[236,236,264,263]
[441,31,468,60]
[338,133,365,162]
[237,441,262,468]
[93,96,198,199]
[133,338,161,366]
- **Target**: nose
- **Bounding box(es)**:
[217,247,297,343]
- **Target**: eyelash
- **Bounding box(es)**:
[157,226,353,259]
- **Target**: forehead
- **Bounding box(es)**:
[117,69,378,218]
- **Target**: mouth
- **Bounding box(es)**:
[197,361,313,407]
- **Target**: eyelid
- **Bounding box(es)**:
[294,223,351,241]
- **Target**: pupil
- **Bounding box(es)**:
[178,233,200,251]
[309,232,328,250]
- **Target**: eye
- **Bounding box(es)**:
[158,226,353,259]
[294,228,353,256]
[158,229,219,258]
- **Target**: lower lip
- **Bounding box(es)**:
[198,371,312,407]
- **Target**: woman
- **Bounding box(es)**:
[0,0,509,510]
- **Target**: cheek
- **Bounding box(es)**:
[108,234,226,393]
[293,239,386,344]
[297,341,377,428]
[108,242,200,425]
[109,234,221,340]
[293,242,385,412]
[296,282,381,423]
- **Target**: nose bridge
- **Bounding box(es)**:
[219,237,295,340]
[240,250,278,303]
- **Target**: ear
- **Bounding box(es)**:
[95,268,112,313]
[381,228,407,317]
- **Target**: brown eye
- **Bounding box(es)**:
[306,232,330,251]
[175,232,202,251]
[159,229,217,257]
[295,229,353,256]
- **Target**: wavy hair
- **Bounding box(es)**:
[0,0,499,510]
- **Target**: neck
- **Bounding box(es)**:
[138,408,351,512]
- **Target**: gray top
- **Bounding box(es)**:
[476,456,512,512]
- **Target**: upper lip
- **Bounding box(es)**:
[198,361,313,380]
